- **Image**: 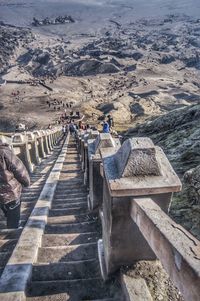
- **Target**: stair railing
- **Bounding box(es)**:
[77,131,200,301]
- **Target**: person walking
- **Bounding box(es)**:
[102,120,110,133]
[0,137,30,228]
[107,114,114,129]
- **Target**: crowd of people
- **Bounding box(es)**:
[61,113,115,138]
[46,99,73,111]
[0,108,116,229]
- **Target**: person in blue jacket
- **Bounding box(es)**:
[102,120,110,133]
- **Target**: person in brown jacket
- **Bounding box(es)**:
[0,137,30,228]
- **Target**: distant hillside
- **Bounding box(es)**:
[126,104,200,175]
[126,104,200,239]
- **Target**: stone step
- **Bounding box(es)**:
[54,191,87,197]
[21,208,34,215]
[26,278,120,300]
[42,233,99,247]
[21,190,44,197]
[45,221,98,234]
[0,239,17,252]
[53,197,87,204]
[56,183,85,189]
[37,243,97,263]
[21,202,35,209]
[51,202,87,210]
[47,213,97,224]
[49,207,88,216]
[23,186,44,191]
[21,197,39,203]
[0,252,12,267]
[0,228,22,240]
[32,259,100,281]
[56,179,84,186]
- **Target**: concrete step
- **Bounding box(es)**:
[56,179,84,186]
[47,213,97,224]
[1,219,26,229]
[54,191,87,198]
[0,228,22,240]
[37,243,97,263]
[51,202,87,209]
[52,197,87,204]
[26,278,120,300]
[21,202,35,209]
[0,252,12,267]
[42,233,99,247]
[0,239,17,252]
[32,259,100,281]
[45,221,98,234]
[21,208,34,216]
[57,179,86,190]
[49,207,88,216]
[21,197,39,203]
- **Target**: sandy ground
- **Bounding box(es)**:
[0,0,199,133]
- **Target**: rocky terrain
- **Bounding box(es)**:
[0,0,199,238]
[126,104,200,239]
[0,22,33,74]
[0,1,199,298]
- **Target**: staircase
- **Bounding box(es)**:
[26,137,123,301]
[0,139,63,278]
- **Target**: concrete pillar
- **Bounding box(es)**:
[33,131,46,159]
[98,137,182,279]
[12,134,34,173]
[84,130,99,186]
[51,130,56,146]
[41,130,51,155]
[77,130,85,156]
[87,133,120,211]
[47,130,54,151]
[26,132,41,166]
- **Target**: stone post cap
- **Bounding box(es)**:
[94,133,116,155]
[101,137,182,196]
[116,138,161,178]
[26,132,35,141]
[88,133,120,161]
[12,133,27,144]
[40,130,46,136]
[33,131,42,138]
[88,130,99,140]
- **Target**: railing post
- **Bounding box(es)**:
[26,132,41,166]
[98,137,181,279]
[83,130,99,186]
[45,130,53,151]
[77,130,84,156]
[87,133,120,211]
[12,134,34,173]
[33,131,46,159]
[41,130,51,155]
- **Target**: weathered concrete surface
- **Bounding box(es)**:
[101,140,182,197]
[99,137,182,278]
[0,135,69,300]
[131,197,200,301]
[87,133,120,211]
[121,274,153,301]
[121,260,184,301]
[115,138,161,178]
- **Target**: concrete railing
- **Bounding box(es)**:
[77,131,200,301]
[1,127,62,173]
